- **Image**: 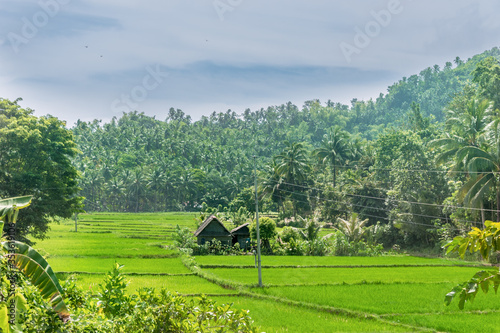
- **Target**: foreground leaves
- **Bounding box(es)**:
[1,239,69,320]
[444,220,500,308]
[444,269,500,309]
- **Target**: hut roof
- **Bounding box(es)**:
[194,215,231,237]
[230,223,250,235]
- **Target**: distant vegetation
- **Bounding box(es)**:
[69,47,500,251]
[2,47,500,251]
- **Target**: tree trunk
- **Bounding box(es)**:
[496,185,500,222]
[481,201,485,228]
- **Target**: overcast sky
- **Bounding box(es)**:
[1,0,499,127]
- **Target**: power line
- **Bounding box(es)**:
[267,179,500,214]
[271,193,472,231]
[272,187,481,228]
[334,164,500,175]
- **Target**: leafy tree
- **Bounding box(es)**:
[0,98,83,241]
[250,216,277,252]
[387,133,448,246]
[472,56,500,111]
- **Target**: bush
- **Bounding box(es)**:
[172,225,198,250]
[10,264,258,332]
[330,231,383,257]
[280,227,302,243]
[250,217,277,253]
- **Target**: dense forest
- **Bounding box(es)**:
[70,47,500,249]
[3,47,500,249]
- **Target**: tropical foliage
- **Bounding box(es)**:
[0,196,70,331]
[445,220,500,309]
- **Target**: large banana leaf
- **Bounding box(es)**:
[0,196,32,222]
[1,239,70,321]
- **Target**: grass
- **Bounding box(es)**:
[385,311,500,333]
[32,212,499,332]
[59,274,235,295]
[48,257,191,274]
[194,254,484,267]
[251,283,500,315]
[203,266,482,286]
[210,296,416,332]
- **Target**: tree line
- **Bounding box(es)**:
[1,47,500,248]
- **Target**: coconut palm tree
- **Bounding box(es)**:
[336,213,369,242]
[429,99,492,170]
[457,118,500,223]
[274,141,311,218]
[430,99,495,224]
[312,127,351,187]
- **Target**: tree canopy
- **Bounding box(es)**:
[0,98,83,241]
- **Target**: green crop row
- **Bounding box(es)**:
[194,254,484,267]
[203,266,482,286]
[250,283,500,315]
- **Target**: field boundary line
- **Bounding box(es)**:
[181,293,241,297]
[247,281,469,288]
[379,309,500,317]
[239,291,433,332]
[200,264,489,269]
[56,271,195,276]
[181,255,243,291]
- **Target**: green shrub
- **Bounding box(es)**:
[280,226,302,243]
[12,264,257,332]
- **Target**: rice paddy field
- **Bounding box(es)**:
[35,212,499,332]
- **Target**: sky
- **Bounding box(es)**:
[1,0,499,127]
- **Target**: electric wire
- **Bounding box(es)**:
[266,178,500,214]
[271,187,481,230]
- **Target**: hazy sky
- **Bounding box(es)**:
[1,0,499,127]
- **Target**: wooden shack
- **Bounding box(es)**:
[194,215,232,246]
[230,223,251,250]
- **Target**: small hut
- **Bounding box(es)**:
[194,215,232,246]
[231,223,251,250]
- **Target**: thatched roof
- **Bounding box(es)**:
[230,223,250,235]
[194,215,231,237]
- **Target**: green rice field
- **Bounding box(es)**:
[35,212,499,332]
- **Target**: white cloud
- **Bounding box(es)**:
[0,0,499,126]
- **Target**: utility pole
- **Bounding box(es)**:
[253,156,262,287]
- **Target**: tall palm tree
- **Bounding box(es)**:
[446,99,492,146]
[430,99,494,224]
[457,119,500,223]
[274,141,310,218]
[275,141,310,185]
[430,99,492,168]
[261,160,284,214]
[147,167,164,212]
[106,177,124,212]
[128,169,146,212]
[312,127,350,187]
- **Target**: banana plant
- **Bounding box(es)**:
[0,196,70,328]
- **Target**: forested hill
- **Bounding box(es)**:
[352,47,500,126]
[73,47,500,224]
